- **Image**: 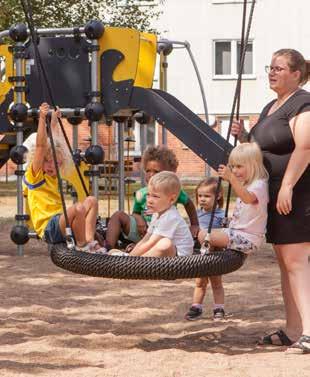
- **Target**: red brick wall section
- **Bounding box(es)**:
[0,116,260,180]
[166,130,206,179]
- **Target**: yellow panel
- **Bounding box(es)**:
[0,45,13,97]
[64,161,90,202]
[98,27,140,83]
[135,32,157,88]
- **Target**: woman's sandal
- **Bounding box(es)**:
[257,329,294,346]
[286,335,310,354]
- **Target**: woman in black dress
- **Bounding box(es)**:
[232,49,310,353]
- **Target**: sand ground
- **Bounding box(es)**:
[0,196,310,377]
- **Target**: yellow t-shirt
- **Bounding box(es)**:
[23,164,63,238]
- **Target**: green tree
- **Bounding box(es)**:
[0,0,163,32]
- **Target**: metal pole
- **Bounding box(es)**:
[184,41,209,124]
[15,42,26,256]
[140,123,148,186]
[158,39,209,124]
[28,108,85,118]
[117,121,125,211]
[159,51,168,145]
[90,39,99,199]
[71,124,79,203]
[0,27,85,39]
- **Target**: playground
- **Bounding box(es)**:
[1,0,310,373]
[0,202,310,376]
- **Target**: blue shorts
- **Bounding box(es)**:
[44,214,66,244]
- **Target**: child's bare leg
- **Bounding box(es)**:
[143,238,176,257]
[199,229,229,249]
[192,277,209,305]
[210,230,229,249]
[81,196,98,243]
[59,204,86,247]
[210,275,224,305]
[105,211,131,248]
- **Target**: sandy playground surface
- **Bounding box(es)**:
[0,197,310,377]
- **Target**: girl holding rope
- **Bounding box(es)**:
[186,143,268,321]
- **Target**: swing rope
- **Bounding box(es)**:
[20,0,90,199]
[224,0,255,221]
[206,0,256,243]
[20,0,75,248]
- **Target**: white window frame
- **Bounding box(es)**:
[218,117,250,145]
[213,39,255,80]
[116,0,158,6]
[212,1,254,4]
[114,121,157,157]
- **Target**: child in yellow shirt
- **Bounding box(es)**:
[24,102,104,253]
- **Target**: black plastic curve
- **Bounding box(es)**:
[50,244,246,280]
[129,87,233,169]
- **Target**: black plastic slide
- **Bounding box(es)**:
[129,87,233,170]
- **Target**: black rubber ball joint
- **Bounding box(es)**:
[10,145,28,164]
[84,20,105,40]
[10,225,29,245]
[9,23,28,42]
[84,145,104,165]
[85,102,105,122]
[10,103,28,122]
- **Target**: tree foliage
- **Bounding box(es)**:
[0,0,163,32]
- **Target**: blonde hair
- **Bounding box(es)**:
[148,171,181,197]
[228,142,268,185]
[195,177,224,208]
[27,136,71,175]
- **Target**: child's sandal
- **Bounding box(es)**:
[75,241,107,254]
[88,240,108,254]
[75,243,90,252]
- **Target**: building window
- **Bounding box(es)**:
[213,40,254,79]
[115,119,156,156]
[218,117,250,145]
[212,1,254,4]
[116,0,158,6]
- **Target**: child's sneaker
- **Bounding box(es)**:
[185,306,203,321]
[213,307,225,320]
[108,249,129,256]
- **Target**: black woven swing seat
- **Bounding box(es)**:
[50,243,247,280]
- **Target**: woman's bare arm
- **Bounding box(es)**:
[277,111,310,214]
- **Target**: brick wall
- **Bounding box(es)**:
[0,115,260,181]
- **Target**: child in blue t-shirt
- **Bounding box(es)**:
[185,177,226,321]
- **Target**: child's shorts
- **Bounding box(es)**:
[223,228,258,254]
[121,215,143,243]
[44,214,66,244]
